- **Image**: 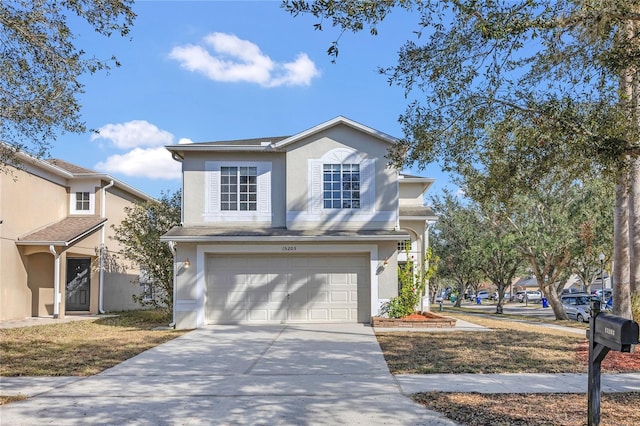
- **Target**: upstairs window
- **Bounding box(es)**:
[204,161,271,222]
[220,166,257,211]
[75,192,90,211]
[323,164,360,209]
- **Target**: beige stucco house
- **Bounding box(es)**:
[0,150,153,322]
[162,117,436,329]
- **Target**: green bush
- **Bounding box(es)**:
[386,259,420,318]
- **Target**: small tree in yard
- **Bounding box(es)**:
[111,190,181,314]
[386,248,438,318]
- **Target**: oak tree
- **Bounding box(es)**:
[1,0,136,167]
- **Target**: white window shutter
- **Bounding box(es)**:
[257,163,271,213]
[309,159,323,214]
[205,162,221,214]
[360,159,375,213]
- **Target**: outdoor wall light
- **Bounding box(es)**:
[184,258,191,269]
[383,257,389,266]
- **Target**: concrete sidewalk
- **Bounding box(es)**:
[4,372,639,399]
[395,372,640,394]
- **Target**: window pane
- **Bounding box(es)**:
[322,163,361,210]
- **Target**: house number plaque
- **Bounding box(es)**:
[282,246,297,251]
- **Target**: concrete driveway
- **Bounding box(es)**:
[0,323,455,425]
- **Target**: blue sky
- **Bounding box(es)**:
[51,0,455,200]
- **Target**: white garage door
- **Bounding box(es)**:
[205,254,370,324]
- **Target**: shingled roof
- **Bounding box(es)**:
[16,217,107,246]
[46,159,97,174]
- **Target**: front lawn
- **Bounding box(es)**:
[0,310,186,377]
[377,310,640,426]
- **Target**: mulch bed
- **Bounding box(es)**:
[371,312,457,328]
[574,341,640,372]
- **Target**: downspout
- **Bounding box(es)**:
[99,180,115,314]
[49,245,60,319]
[423,220,431,312]
[168,241,177,328]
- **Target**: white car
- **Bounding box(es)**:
[476,290,490,300]
[517,290,542,303]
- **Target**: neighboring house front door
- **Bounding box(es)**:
[66,258,91,311]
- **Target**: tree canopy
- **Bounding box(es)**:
[111,190,181,313]
[285,0,640,318]
[0,0,136,166]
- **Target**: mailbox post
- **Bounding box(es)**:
[587,300,639,426]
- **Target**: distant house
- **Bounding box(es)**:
[161,116,437,329]
[0,150,153,322]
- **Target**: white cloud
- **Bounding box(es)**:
[95,147,181,180]
[169,32,320,87]
[91,120,174,149]
[178,137,194,144]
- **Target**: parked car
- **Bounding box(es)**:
[592,289,613,300]
[561,293,592,322]
[477,290,490,300]
[435,291,444,303]
[489,291,504,301]
[516,290,542,303]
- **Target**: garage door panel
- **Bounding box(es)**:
[310,291,328,302]
[206,254,369,324]
[289,309,308,321]
[330,291,349,302]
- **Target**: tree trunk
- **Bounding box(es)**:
[541,280,568,320]
[630,158,640,295]
[614,178,633,318]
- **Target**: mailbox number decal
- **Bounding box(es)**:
[282,246,297,251]
[604,327,616,336]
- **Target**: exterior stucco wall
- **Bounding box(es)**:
[0,162,150,321]
[27,253,55,316]
[101,186,145,311]
[173,242,199,329]
[376,241,400,300]
[181,152,286,227]
[285,126,398,230]
[399,181,427,206]
[103,272,142,311]
[1,166,68,321]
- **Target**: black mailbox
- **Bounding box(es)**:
[593,313,639,352]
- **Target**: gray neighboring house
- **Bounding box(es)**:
[162,116,436,329]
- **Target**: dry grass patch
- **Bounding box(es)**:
[414,392,640,426]
[376,310,640,374]
[444,309,588,335]
[0,394,27,406]
[0,310,186,377]
[377,330,584,374]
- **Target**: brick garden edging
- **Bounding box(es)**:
[371,313,457,328]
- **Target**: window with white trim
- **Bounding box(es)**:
[323,164,360,209]
[307,148,375,216]
[70,188,95,214]
[204,161,271,222]
[221,166,257,211]
[76,192,90,211]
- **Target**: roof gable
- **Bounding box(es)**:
[273,116,398,149]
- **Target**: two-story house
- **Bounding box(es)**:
[0,149,153,322]
[162,117,436,329]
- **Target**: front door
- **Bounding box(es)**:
[66,258,91,311]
